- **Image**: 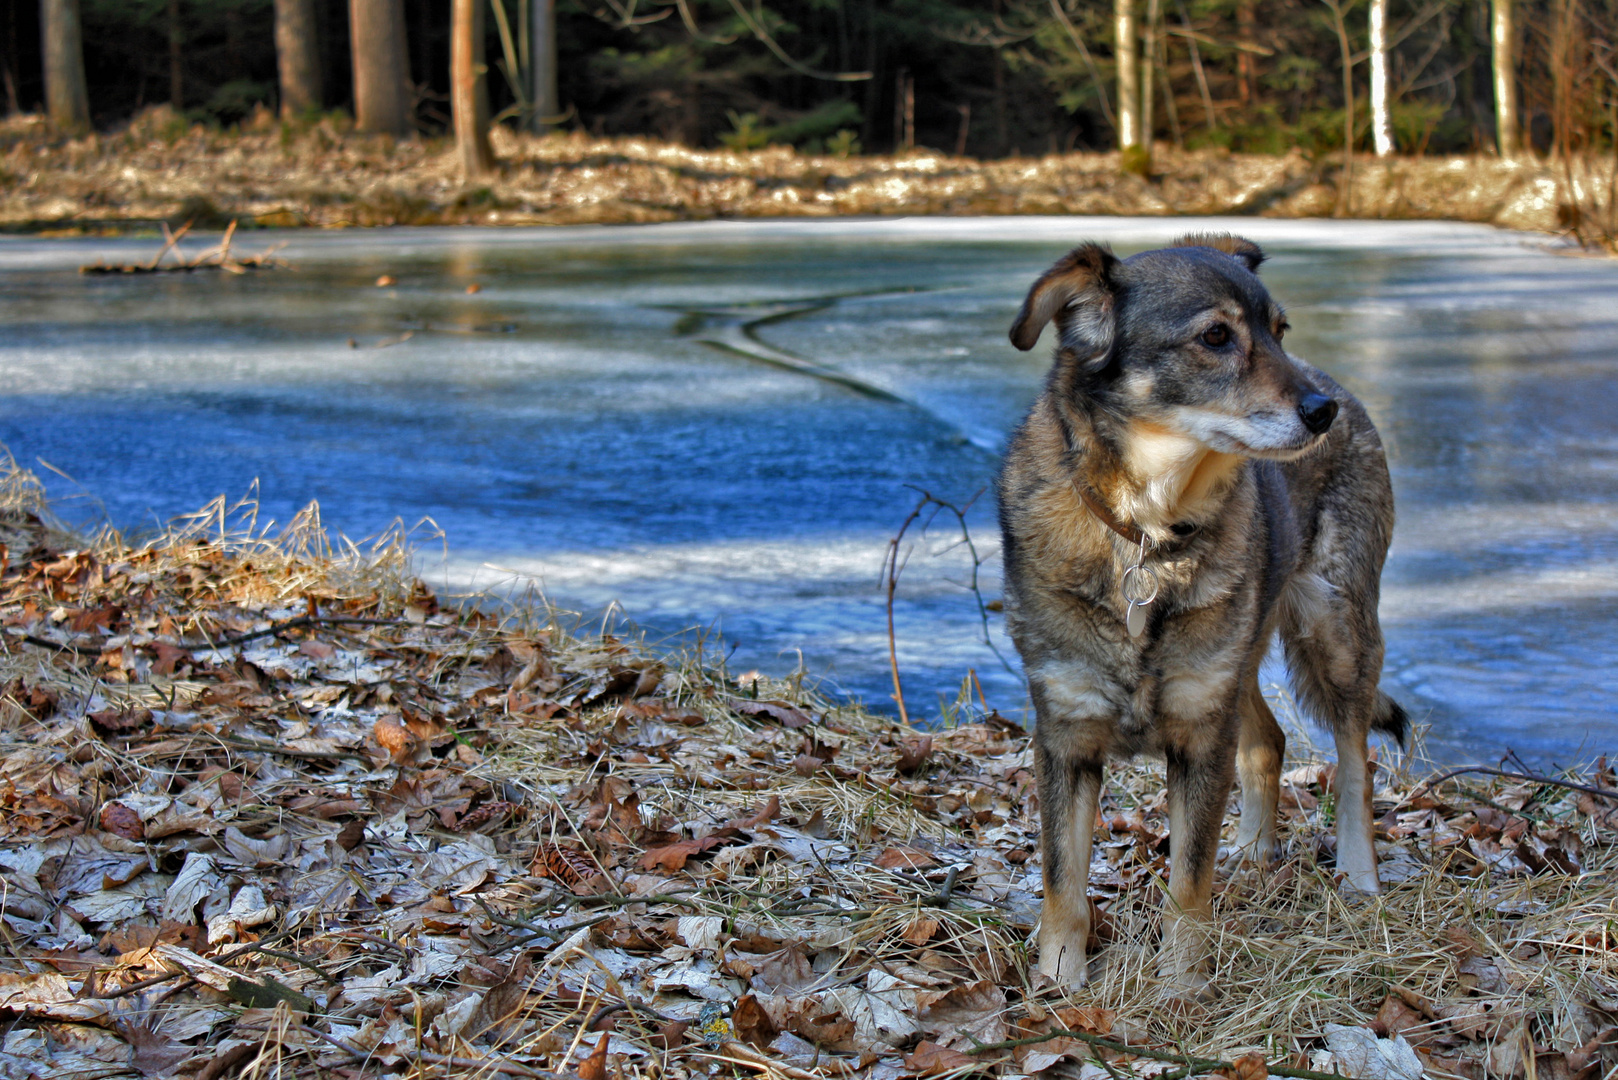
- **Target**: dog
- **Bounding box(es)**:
[997,234,1407,996]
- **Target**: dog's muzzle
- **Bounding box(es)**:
[1298,393,1338,435]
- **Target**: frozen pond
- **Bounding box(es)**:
[1,217,1615,764]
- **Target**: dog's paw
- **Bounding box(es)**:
[1036,947,1091,989]
[1217,840,1283,874]
[1155,967,1215,1007]
[1335,871,1382,898]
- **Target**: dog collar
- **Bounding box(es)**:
[1073,482,1146,546]
[1073,481,1199,637]
[1072,482,1200,548]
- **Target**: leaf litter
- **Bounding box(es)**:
[0,449,1614,1080]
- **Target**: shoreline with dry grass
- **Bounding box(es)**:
[2,107,1616,242]
[1,453,1615,1080]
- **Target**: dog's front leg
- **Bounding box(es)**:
[1160,744,1235,1000]
[1332,724,1380,894]
[1035,738,1102,986]
[1230,675,1284,865]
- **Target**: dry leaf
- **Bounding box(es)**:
[905,1040,978,1076]
[902,917,940,945]
[373,716,416,762]
[1323,1024,1424,1080]
[733,699,813,728]
[915,980,1007,1049]
[875,846,939,871]
[638,836,724,871]
[1228,1051,1269,1080]
[732,994,778,1047]
[1374,994,1428,1039]
[100,802,144,840]
[1052,1006,1115,1035]
[579,1031,613,1080]
[896,735,933,774]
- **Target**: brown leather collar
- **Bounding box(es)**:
[1073,481,1200,549]
[1074,481,1146,546]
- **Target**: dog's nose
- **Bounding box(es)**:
[1298,393,1338,435]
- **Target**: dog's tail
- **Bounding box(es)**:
[1372,691,1409,749]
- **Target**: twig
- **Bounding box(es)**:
[883,496,928,727]
[0,627,88,653]
[189,614,415,650]
[1413,765,1618,804]
[92,928,298,998]
[965,1028,1372,1080]
[203,734,367,762]
[882,487,1022,728]
[285,1023,554,1078]
[909,485,1020,681]
[149,219,193,270]
[250,946,341,985]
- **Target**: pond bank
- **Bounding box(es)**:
[0,457,1614,1080]
[0,108,1609,236]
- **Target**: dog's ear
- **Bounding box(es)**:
[1009,243,1119,353]
[1172,233,1266,273]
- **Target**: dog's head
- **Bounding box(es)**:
[1009,234,1337,460]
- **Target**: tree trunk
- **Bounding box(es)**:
[1325,0,1354,214]
[41,0,89,133]
[1115,0,1139,149]
[1235,0,1254,105]
[1369,0,1394,154]
[530,0,559,128]
[275,0,322,117]
[450,0,492,176]
[350,0,411,135]
[1492,0,1518,155]
[167,0,182,107]
[1140,0,1157,149]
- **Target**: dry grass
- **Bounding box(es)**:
[0,451,1613,1080]
[0,106,1613,236]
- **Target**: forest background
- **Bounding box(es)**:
[12,0,1612,166]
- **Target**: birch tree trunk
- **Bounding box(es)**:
[1492,0,1519,155]
[275,0,322,117]
[41,0,89,133]
[451,0,493,176]
[350,0,412,135]
[1115,0,1139,150]
[530,0,560,129]
[1369,0,1394,154]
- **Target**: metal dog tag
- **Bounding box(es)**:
[1120,538,1159,639]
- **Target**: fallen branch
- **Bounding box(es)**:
[80,219,286,275]
[1413,765,1618,804]
[188,614,421,650]
[965,1028,1370,1080]
[284,1024,556,1078]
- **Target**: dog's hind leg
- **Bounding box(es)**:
[1281,598,1386,895]
[1160,743,1235,999]
[1330,722,1379,893]
[1035,739,1102,986]
[1230,672,1284,866]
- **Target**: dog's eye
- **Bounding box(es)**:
[1274,320,1290,342]
[1200,325,1231,348]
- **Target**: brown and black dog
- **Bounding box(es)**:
[998,234,1406,995]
